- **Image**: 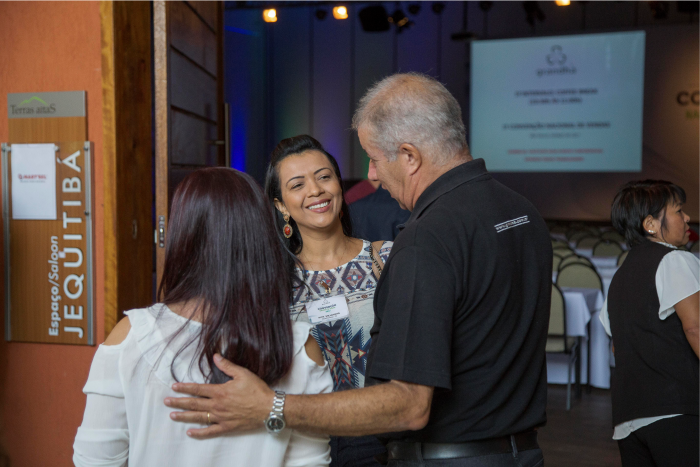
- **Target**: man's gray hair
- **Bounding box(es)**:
[352,73,469,165]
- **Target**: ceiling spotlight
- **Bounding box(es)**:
[263,8,277,23]
[359,5,390,32]
[333,6,349,20]
[408,3,421,15]
[431,2,446,14]
[555,0,570,5]
[316,9,327,20]
[389,9,411,32]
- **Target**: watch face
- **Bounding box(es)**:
[266,415,285,432]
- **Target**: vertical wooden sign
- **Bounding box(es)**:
[2,141,94,345]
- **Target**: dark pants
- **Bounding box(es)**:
[617,415,699,467]
[330,435,387,467]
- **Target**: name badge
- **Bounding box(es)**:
[305,294,350,325]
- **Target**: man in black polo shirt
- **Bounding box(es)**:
[166,73,552,466]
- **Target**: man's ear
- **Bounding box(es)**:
[398,143,422,176]
[274,199,288,217]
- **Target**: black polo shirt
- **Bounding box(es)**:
[365,158,552,443]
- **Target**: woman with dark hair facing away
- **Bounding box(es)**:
[73,168,332,467]
[265,135,392,467]
[599,180,699,467]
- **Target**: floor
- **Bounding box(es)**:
[538,385,622,467]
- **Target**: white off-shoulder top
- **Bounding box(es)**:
[73,304,333,467]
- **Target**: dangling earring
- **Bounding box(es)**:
[283,213,293,238]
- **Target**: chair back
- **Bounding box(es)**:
[601,231,626,243]
[592,240,624,257]
[553,247,575,258]
[551,239,569,250]
[576,235,600,249]
[691,242,699,253]
[567,230,589,243]
[617,250,629,266]
[547,284,572,353]
[553,255,562,271]
[559,254,593,270]
[556,263,603,293]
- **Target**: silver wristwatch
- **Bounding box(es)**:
[265,390,286,434]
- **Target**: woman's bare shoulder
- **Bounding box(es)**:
[103,317,132,346]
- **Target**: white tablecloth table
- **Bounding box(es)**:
[546,287,611,389]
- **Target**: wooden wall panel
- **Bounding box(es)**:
[8,116,85,142]
[101,1,153,337]
[171,1,217,75]
[187,1,218,32]
[171,110,217,166]
[155,0,223,285]
[170,50,217,120]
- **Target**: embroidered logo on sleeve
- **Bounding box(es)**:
[495,215,530,233]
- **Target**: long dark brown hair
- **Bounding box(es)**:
[158,168,293,385]
[264,135,353,280]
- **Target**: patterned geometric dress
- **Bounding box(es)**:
[290,240,392,391]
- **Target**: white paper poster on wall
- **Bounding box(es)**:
[11,143,57,220]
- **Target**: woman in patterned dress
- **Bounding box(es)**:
[265,135,393,467]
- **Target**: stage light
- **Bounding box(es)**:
[555,0,570,6]
[389,9,411,32]
[359,5,390,32]
[333,6,348,20]
[263,9,277,23]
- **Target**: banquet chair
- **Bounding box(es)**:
[556,263,604,292]
[546,283,579,410]
[553,255,562,271]
[576,235,601,250]
[592,240,624,258]
[552,239,569,250]
[556,263,604,394]
[601,230,626,244]
[617,250,629,266]
[559,254,594,271]
[553,247,575,259]
[567,230,590,243]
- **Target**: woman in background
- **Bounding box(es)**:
[73,168,332,467]
[600,180,699,467]
[265,135,392,467]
